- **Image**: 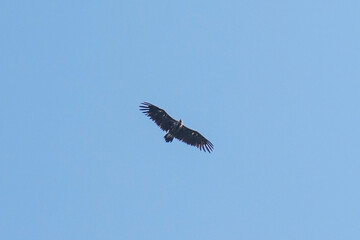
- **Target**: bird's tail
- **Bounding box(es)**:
[164,133,174,142]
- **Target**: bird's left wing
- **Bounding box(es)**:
[175,125,214,153]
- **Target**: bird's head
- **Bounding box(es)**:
[179,119,183,126]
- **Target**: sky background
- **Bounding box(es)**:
[1,1,360,239]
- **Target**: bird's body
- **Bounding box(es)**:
[139,102,214,153]
[164,119,183,142]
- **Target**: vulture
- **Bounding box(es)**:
[139,102,214,153]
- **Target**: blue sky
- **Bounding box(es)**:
[1,1,360,239]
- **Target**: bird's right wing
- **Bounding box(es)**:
[139,102,177,131]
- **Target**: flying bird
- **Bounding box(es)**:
[139,102,214,153]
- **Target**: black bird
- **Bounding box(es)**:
[139,102,214,153]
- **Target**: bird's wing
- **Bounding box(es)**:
[139,102,177,131]
[175,125,214,153]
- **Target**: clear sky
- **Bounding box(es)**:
[1,1,360,239]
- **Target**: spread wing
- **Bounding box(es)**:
[139,102,177,131]
[174,125,214,153]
